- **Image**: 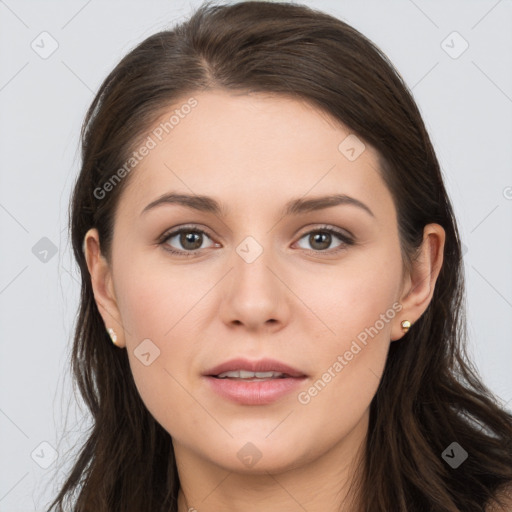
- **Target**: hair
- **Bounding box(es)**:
[49,1,512,511]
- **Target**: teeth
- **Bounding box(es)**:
[216,370,286,379]
[254,371,280,378]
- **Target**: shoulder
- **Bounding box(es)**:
[486,484,512,512]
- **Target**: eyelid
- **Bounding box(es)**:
[295,223,354,241]
[157,224,214,243]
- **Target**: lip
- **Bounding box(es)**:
[203,357,307,378]
[203,357,308,406]
[204,375,306,405]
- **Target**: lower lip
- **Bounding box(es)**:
[204,376,307,405]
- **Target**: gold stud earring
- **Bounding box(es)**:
[401,320,412,333]
[107,327,119,346]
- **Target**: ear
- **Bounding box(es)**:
[391,223,445,341]
[83,228,126,348]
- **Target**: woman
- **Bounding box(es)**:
[49,1,512,510]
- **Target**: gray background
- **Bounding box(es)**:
[0,0,511,509]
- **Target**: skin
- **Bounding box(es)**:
[84,90,445,511]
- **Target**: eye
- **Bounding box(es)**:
[158,224,354,258]
[159,226,217,256]
[295,226,354,254]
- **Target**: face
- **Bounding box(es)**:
[85,89,443,476]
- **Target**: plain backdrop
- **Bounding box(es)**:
[0,0,511,510]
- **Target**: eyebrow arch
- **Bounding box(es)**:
[141,192,375,218]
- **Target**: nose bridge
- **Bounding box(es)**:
[220,230,287,329]
[232,231,277,295]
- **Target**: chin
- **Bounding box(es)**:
[201,436,309,475]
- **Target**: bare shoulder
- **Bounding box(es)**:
[486,484,512,512]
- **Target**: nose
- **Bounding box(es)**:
[218,239,290,332]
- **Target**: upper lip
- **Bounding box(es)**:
[203,358,307,378]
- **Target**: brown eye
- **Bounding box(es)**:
[161,227,215,255]
[296,227,353,253]
[179,231,204,250]
[308,232,332,251]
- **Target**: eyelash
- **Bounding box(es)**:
[158,224,355,258]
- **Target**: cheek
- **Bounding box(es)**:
[113,246,190,338]
[117,270,195,435]
[298,238,403,346]
[112,252,208,430]
[294,243,402,408]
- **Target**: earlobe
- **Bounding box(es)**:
[83,228,126,348]
[391,223,445,341]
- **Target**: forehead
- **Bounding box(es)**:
[117,90,393,222]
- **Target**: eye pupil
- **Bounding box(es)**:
[181,231,202,250]
[310,232,331,250]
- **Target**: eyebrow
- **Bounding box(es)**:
[141,192,375,218]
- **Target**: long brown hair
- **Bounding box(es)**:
[48,1,512,510]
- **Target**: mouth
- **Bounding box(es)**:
[212,370,293,381]
[204,357,307,379]
[203,358,307,405]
